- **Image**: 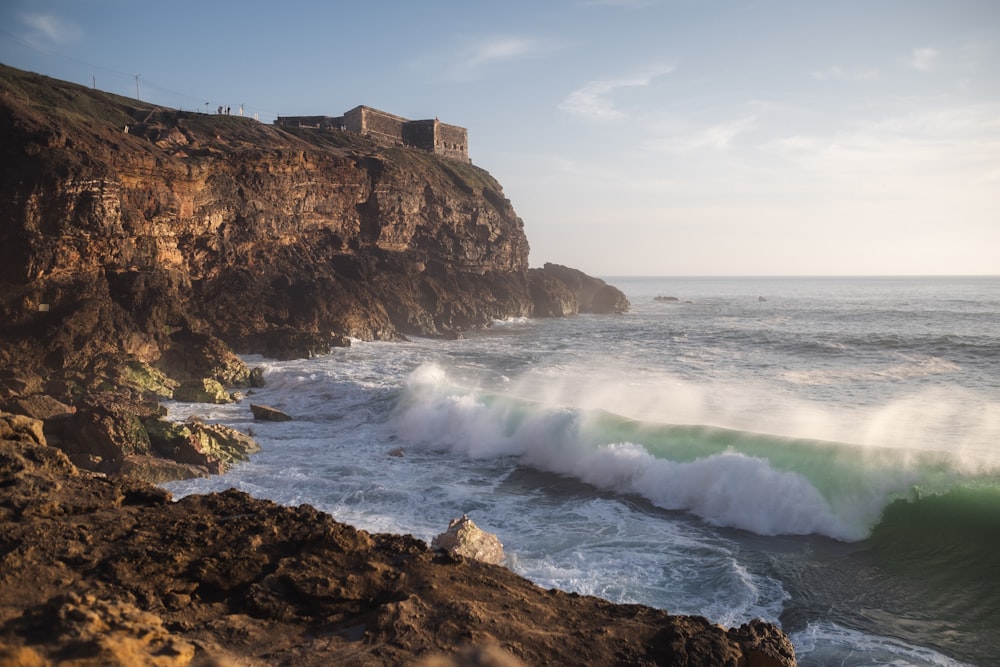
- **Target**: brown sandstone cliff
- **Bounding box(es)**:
[0,63,627,381]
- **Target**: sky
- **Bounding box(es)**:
[1,0,998,276]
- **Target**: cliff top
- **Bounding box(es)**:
[0,62,495,194]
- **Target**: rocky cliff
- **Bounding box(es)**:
[0,63,626,379]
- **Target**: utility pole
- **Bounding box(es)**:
[135,74,141,101]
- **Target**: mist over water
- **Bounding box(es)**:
[166,276,1000,667]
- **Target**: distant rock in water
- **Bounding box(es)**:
[528,263,630,317]
[654,295,680,302]
[250,404,293,422]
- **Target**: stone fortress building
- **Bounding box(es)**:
[275,105,470,163]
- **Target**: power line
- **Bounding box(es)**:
[1,27,283,119]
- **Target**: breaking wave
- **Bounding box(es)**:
[391,363,1000,543]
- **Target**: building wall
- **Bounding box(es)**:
[275,115,343,129]
[435,123,469,162]
[348,106,407,146]
[402,120,436,151]
[276,106,469,162]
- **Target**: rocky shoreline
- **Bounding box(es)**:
[1,413,796,666]
[0,62,797,665]
[0,341,792,666]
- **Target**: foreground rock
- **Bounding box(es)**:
[0,378,259,481]
[431,515,506,566]
[0,437,797,666]
[144,417,261,475]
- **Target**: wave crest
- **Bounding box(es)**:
[393,364,877,539]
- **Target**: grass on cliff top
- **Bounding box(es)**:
[1,62,141,128]
[278,122,505,197]
[384,145,503,196]
[0,63,280,147]
[276,124,384,153]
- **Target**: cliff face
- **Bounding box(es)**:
[0,64,624,375]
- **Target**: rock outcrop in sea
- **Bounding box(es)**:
[0,62,796,665]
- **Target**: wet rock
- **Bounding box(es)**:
[729,619,798,667]
[144,417,260,474]
[118,455,211,484]
[245,328,352,361]
[431,515,505,565]
[111,358,179,399]
[157,331,251,386]
[250,404,293,422]
[44,392,162,474]
[173,378,232,404]
[249,367,266,388]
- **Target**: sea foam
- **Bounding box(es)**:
[392,363,868,539]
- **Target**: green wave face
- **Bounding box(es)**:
[395,368,1000,542]
[591,413,1000,533]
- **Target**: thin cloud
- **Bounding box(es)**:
[643,116,757,153]
[469,37,541,68]
[20,12,82,46]
[908,47,939,71]
[559,65,674,121]
[579,0,658,7]
[446,36,562,80]
[692,117,757,150]
[810,66,878,81]
[766,104,1000,194]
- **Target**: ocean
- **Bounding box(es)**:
[165,276,1000,666]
